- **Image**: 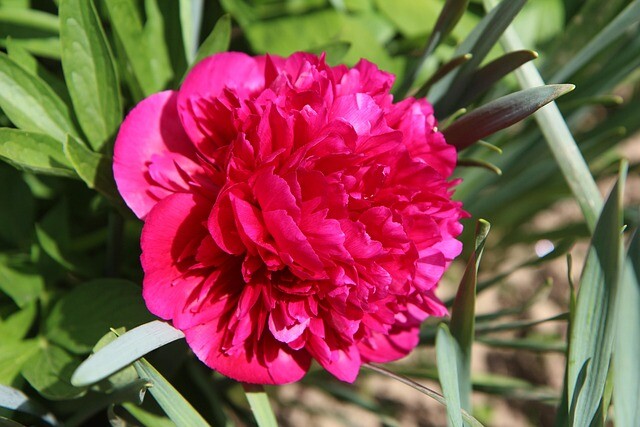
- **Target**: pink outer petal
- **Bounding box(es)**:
[178,52,266,145]
[113,91,195,219]
[358,327,420,363]
[141,192,211,320]
[184,321,312,384]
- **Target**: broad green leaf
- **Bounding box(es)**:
[0,303,36,342]
[436,324,463,427]
[0,8,60,60]
[513,0,564,47]
[309,41,351,65]
[0,129,75,178]
[192,14,231,67]
[179,0,204,64]
[104,0,173,97]
[430,0,527,116]
[72,321,184,387]
[21,343,86,400]
[568,164,626,426]
[0,166,34,248]
[374,0,441,38]
[45,279,154,354]
[0,256,44,308]
[0,384,58,426]
[243,384,278,427]
[63,134,120,204]
[0,339,38,385]
[59,0,122,151]
[613,230,640,427]
[442,84,575,151]
[0,54,78,143]
[122,403,175,427]
[134,358,209,427]
[449,219,489,411]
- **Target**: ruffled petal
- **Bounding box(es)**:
[113,91,197,219]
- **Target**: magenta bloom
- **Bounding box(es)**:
[113,52,465,384]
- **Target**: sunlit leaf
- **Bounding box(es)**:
[192,14,231,68]
[436,324,463,427]
[21,343,87,400]
[0,129,75,178]
[243,384,278,427]
[0,384,58,426]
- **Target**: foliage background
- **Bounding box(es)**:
[0,0,638,426]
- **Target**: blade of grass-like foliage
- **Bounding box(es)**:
[363,363,485,427]
[0,384,58,426]
[71,321,184,387]
[59,0,122,151]
[483,0,603,231]
[456,158,502,175]
[613,230,640,427]
[430,0,527,116]
[442,84,574,151]
[134,358,209,427]
[242,384,278,427]
[179,0,204,64]
[0,53,78,143]
[104,0,173,96]
[458,50,539,106]
[436,324,463,427]
[411,54,472,98]
[0,128,75,178]
[191,14,231,68]
[551,1,640,83]
[122,403,175,427]
[397,0,469,96]
[568,164,626,426]
[476,337,566,353]
[449,219,490,410]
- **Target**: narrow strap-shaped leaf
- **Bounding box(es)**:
[430,0,527,116]
[0,53,78,143]
[551,1,640,83]
[449,219,490,410]
[243,384,278,427]
[443,84,575,151]
[134,358,209,427]
[568,163,627,426]
[363,363,485,427]
[179,0,204,64]
[613,229,640,427]
[104,0,173,97]
[436,324,463,427]
[412,54,472,99]
[192,14,231,68]
[397,0,470,96]
[459,50,539,106]
[60,0,122,151]
[71,320,185,387]
[0,384,58,426]
[0,128,76,178]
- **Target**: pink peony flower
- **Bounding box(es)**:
[113,52,465,384]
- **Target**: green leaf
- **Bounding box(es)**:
[449,219,489,411]
[309,41,352,65]
[412,53,473,99]
[72,320,185,387]
[0,53,78,143]
[568,164,626,426]
[21,343,86,400]
[134,358,209,427]
[0,166,34,248]
[243,384,278,427]
[374,0,442,38]
[0,257,43,308]
[0,128,76,178]
[59,0,122,151]
[104,0,173,97]
[0,384,58,426]
[45,279,154,354]
[458,50,539,106]
[442,84,575,151]
[0,303,36,342]
[179,0,204,64]
[63,134,121,204]
[191,14,231,68]
[0,339,39,385]
[90,329,139,393]
[122,403,175,427]
[436,324,463,427]
[613,230,640,427]
[430,0,527,116]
